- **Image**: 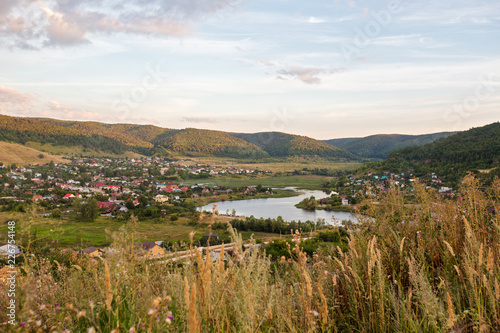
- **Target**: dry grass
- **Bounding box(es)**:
[1,174,499,332]
[0,141,66,165]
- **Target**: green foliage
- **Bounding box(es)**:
[365,122,500,184]
[324,131,456,159]
[232,131,358,160]
[73,198,99,222]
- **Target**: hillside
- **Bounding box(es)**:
[0,115,152,156]
[363,122,500,183]
[324,132,456,159]
[152,128,269,158]
[232,132,358,160]
[0,141,66,165]
[0,115,361,160]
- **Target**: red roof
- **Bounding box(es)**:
[64,193,73,198]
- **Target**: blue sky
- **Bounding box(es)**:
[0,0,499,139]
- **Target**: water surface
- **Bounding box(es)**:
[201,188,356,225]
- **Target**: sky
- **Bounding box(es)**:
[0,0,499,140]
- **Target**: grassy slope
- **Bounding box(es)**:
[0,212,278,248]
[25,142,145,159]
[0,141,67,165]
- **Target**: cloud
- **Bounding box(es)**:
[182,116,217,123]
[307,16,325,24]
[276,66,346,84]
[0,86,36,114]
[0,0,239,49]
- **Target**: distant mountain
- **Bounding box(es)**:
[324,132,456,159]
[0,115,357,160]
[232,132,358,160]
[152,128,268,158]
[363,122,500,183]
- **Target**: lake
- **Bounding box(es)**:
[200,188,357,225]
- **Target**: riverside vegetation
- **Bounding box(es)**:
[1,174,500,332]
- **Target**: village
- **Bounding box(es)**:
[0,156,457,264]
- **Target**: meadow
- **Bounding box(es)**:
[1,175,499,332]
[0,212,278,249]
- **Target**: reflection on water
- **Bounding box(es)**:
[200,188,357,226]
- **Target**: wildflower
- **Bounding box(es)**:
[35,315,40,319]
[165,295,172,302]
[162,291,167,295]
[39,304,46,311]
[311,310,319,317]
[129,328,136,333]
[55,306,61,311]
[36,320,42,327]
[20,322,25,327]
[163,306,168,310]
[166,317,172,325]
[157,317,161,321]
[78,311,86,318]
[152,297,161,308]
[168,315,174,320]
[55,303,59,307]
[66,303,74,310]
[147,308,157,316]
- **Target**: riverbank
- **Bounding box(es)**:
[194,188,300,208]
[294,202,357,213]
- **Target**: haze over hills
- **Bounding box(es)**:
[362,122,500,184]
[323,132,457,159]
[0,115,357,161]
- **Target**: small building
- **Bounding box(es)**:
[155,195,169,203]
[202,231,219,242]
[82,247,104,257]
[138,241,166,258]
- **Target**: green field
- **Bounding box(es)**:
[0,212,279,249]
[181,175,334,190]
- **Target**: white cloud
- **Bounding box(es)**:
[0,0,240,49]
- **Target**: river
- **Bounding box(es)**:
[200,188,357,226]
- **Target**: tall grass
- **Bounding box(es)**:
[1,174,499,332]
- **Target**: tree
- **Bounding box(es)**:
[73,198,99,222]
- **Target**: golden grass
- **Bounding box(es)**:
[0,141,66,165]
[1,174,499,332]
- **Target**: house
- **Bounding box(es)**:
[81,247,103,257]
[180,186,189,192]
[202,231,219,242]
[155,195,169,203]
[341,198,349,206]
[97,202,117,213]
[63,193,75,199]
[0,245,22,258]
[166,182,178,190]
[118,206,129,213]
[138,241,166,258]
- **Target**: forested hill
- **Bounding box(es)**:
[231,132,358,160]
[324,132,456,159]
[362,122,500,184]
[0,115,357,160]
[151,128,268,158]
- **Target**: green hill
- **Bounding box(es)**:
[363,122,500,184]
[324,132,456,159]
[0,115,359,160]
[152,128,268,158]
[232,132,358,160]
